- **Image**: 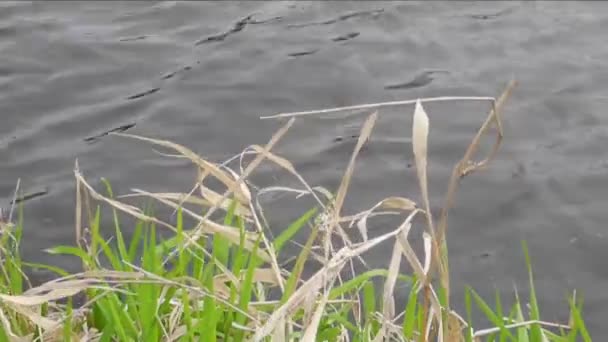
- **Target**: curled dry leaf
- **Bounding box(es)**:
[354,196,417,242]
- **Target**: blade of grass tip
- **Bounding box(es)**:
[45,245,95,267]
[522,241,542,340]
[513,286,530,342]
[128,218,144,264]
[101,178,130,267]
[567,295,591,342]
[89,206,101,268]
[464,287,474,342]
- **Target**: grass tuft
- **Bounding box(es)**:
[0,81,590,341]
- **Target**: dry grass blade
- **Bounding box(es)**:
[4,303,60,331]
[412,100,445,293]
[260,96,495,119]
[253,224,405,342]
[0,287,84,306]
[437,80,517,246]
[412,100,435,240]
[373,239,403,342]
[129,189,272,263]
[74,170,176,232]
[110,132,251,205]
[352,196,417,241]
[331,111,377,229]
[473,320,571,337]
[249,145,326,209]
[119,191,253,219]
[173,118,294,268]
[301,286,332,342]
[214,268,283,289]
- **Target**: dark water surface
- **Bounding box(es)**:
[2,1,607,337]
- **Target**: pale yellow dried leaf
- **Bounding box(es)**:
[111,132,250,204]
[379,196,417,211]
[301,289,331,342]
[0,287,83,306]
[131,189,272,262]
[121,191,252,218]
[412,100,434,235]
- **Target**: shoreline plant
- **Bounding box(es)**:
[0,80,590,341]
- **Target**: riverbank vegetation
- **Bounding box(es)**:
[0,80,590,341]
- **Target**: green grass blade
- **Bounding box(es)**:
[465,287,474,342]
[281,226,319,304]
[362,281,376,326]
[101,179,130,267]
[273,207,317,256]
[494,288,507,342]
[513,289,530,342]
[128,218,144,263]
[22,262,69,278]
[469,288,514,340]
[45,245,94,267]
[522,240,542,341]
[234,234,262,341]
[402,278,419,340]
[568,295,591,342]
[328,269,411,300]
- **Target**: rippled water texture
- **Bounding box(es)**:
[1,1,607,336]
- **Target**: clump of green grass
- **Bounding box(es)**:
[0,80,591,341]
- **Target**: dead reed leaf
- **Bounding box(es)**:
[301,287,332,342]
[412,100,435,239]
[332,111,377,229]
[249,145,326,209]
[110,132,251,205]
[437,80,517,247]
[75,171,176,232]
[373,239,403,342]
[119,191,253,219]
[0,287,83,307]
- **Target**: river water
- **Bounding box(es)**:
[1,1,607,337]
